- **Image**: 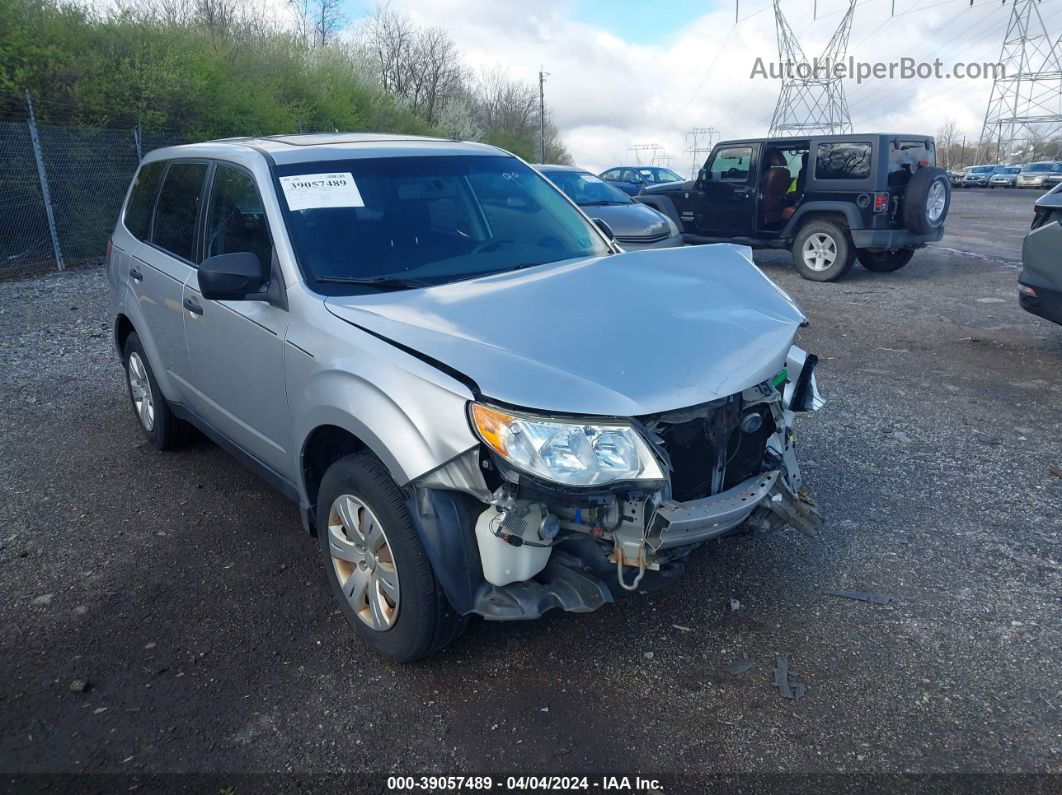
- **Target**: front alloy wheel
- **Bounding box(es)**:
[327,494,400,631]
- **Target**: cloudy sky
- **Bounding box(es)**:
[340,0,1053,174]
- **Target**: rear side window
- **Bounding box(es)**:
[816,143,872,180]
[153,162,208,262]
[204,165,273,269]
[123,162,164,241]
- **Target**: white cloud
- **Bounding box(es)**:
[362,0,1017,172]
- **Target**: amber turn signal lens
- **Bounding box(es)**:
[470,403,514,457]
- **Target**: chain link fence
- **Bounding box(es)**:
[0,118,184,279]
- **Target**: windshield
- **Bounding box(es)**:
[971,166,995,174]
[274,155,611,293]
[1024,163,1052,172]
[1000,167,1020,174]
[545,171,632,205]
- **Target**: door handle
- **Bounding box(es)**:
[129,267,143,282]
[183,297,204,316]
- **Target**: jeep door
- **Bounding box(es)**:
[127,160,208,400]
[182,162,292,474]
[693,145,758,237]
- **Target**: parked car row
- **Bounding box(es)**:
[952,161,1062,188]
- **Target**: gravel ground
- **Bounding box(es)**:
[0,189,1060,789]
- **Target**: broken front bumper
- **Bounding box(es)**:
[650,468,821,548]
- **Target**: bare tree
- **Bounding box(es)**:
[288,0,344,46]
[936,119,959,170]
[359,4,465,124]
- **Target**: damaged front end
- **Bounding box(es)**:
[410,346,824,621]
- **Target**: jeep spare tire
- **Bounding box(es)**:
[903,166,951,234]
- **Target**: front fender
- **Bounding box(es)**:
[291,365,478,496]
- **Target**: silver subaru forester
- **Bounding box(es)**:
[108,133,824,662]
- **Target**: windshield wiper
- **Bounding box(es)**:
[314,275,433,290]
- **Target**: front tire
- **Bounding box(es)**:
[317,453,468,662]
[792,219,855,281]
[858,247,916,272]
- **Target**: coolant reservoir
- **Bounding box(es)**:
[475,503,552,587]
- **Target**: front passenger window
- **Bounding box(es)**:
[204,166,273,270]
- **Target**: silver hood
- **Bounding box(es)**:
[325,244,807,417]
[583,202,672,240]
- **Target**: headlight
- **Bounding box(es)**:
[469,403,664,487]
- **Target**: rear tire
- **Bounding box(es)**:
[858,247,916,272]
[317,453,468,662]
[122,332,190,450]
[792,219,855,282]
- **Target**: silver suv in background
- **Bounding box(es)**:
[108,133,823,661]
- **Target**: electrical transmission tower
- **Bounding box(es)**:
[628,143,663,165]
[976,0,1062,163]
[685,127,718,178]
[768,0,857,136]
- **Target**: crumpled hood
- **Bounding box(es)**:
[325,244,807,417]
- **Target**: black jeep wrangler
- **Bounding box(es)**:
[637,133,951,281]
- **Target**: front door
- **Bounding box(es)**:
[694,145,757,237]
[182,163,291,474]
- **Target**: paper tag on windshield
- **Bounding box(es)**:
[279,173,364,211]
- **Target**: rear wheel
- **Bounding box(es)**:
[792,219,855,282]
[317,453,468,662]
[858,247,915,272]
[122,332,190,450]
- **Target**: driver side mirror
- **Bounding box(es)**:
[198,252,267,300]
[591,218,616,241]
[697,167,709,187]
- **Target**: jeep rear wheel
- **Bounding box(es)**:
[858,247,915,272]
[792,220,855,281]
[317,452,468,662]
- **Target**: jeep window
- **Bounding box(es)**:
[153,162,208,262]
[815,143,872,180]
[708,147,753,182]
[546,171,632,206]
[889,140,936,172]
[275,155,611,294]
[124,162,164,241]
[204,165,273,268]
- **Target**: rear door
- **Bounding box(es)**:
[694,145,757,236]
[129,160,209,399]
[181,162,291,473]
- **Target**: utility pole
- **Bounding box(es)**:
[25,91,64,271]
[538,69,549,163]
[768,0,857,136]
[976,0,1062,163]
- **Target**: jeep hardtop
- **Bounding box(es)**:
[637,133,951,281]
